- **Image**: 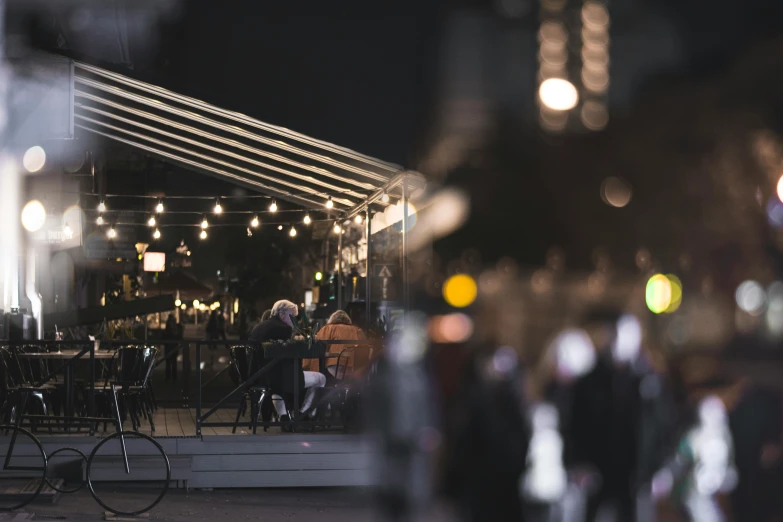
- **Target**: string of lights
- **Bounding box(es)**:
[78,190,392,200]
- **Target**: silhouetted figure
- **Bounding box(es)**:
[164,314,179,382]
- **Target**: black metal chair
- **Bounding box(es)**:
[229,345,291,434]
[94,346,158,432]
[0,346,59,431]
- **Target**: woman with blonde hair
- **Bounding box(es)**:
[311,310,367,378]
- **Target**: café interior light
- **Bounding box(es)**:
[214,199,222,214]
[98,200,106,212]
[250,215,259,228]
[200,229,207,240]
[326,197,334,209]
[155,200,164,213]
[269,200,278,212]
[303,213,311,225]
[153,228,161,239]
[148,216,156,227]
[96,214,104,225]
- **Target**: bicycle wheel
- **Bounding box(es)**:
[87,431,170,516]
[45,447,88,493]
[0,425,47,511]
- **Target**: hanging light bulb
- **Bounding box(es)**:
[247,227,253,237]
[277,225,283,230]
[153,228,161,239]
[381,193,390,204]
[333,224,341,234]
[325,196,334,209]
[355,214,363,224]
[289,226,297,237]
[148,215,156,227]
[200,230,207,240]
[155,200,164,213]
[98,200,106,212]
[250,215,259,228]
[303,213,311,225]
[214,199,223,214]
[269,200,278,212]
[96,214,104,226]
[107,226,116,239]
[201,217,208,229]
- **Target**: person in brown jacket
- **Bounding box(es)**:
[308,310,367,378]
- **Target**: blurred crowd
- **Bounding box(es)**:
[440,309,783,522]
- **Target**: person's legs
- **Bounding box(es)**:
[301,371,326,412]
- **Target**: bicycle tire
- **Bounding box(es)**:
[0,424,47,511]
[45,447,88,493]
[86,431,171,517]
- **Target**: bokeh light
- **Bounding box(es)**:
[767,196,783,227]
[429,313,474,343]
[22,146,46,173]
[646,274,672,314]
[735,280,766,316]
[551,329,596,380]
[665,274,683,313]
[21,200,46,232]
[539,78,579,111]
[777,175,783,203]
[613,314,642,363]
[443,274,478,308]
[600,177,631,207]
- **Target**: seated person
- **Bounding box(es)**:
[306,310,367,379]
[249,300,326,420]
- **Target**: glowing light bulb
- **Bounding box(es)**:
[326,197,334,209]
[200,230,207,240]
[251,216,259,228]
[277,225,283,231]
[175,299,182,307]
[155,200,164,213]
[289,226,297,237]
[148,216,156,227]
[355,214,363,224]
[96,215,104,225]
[21,200,46,232]
[214,200,222,214]
[98,201,106,212]
[269,200,278,212]
[107,227,116,239]
[186,250,191,256]
[193,300,199,307]
[303,214,311,225]
[381,193,390,204]
[153,228,161,239]
[180,304,187,310]
[201,218,208,229]
[333,224,341,234]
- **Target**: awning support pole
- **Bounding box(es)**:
[401,174,409,312]
[337,222,343,310]
[365,208,371,329]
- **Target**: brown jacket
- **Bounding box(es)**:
[303,323,368,373]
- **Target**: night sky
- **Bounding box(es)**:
[18,0,783,280]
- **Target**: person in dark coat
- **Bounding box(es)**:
[164,314,179,382]
[249,300,326,422]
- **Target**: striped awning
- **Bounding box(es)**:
[72,61,404,211]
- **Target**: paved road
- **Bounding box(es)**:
[22,488,375,521]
